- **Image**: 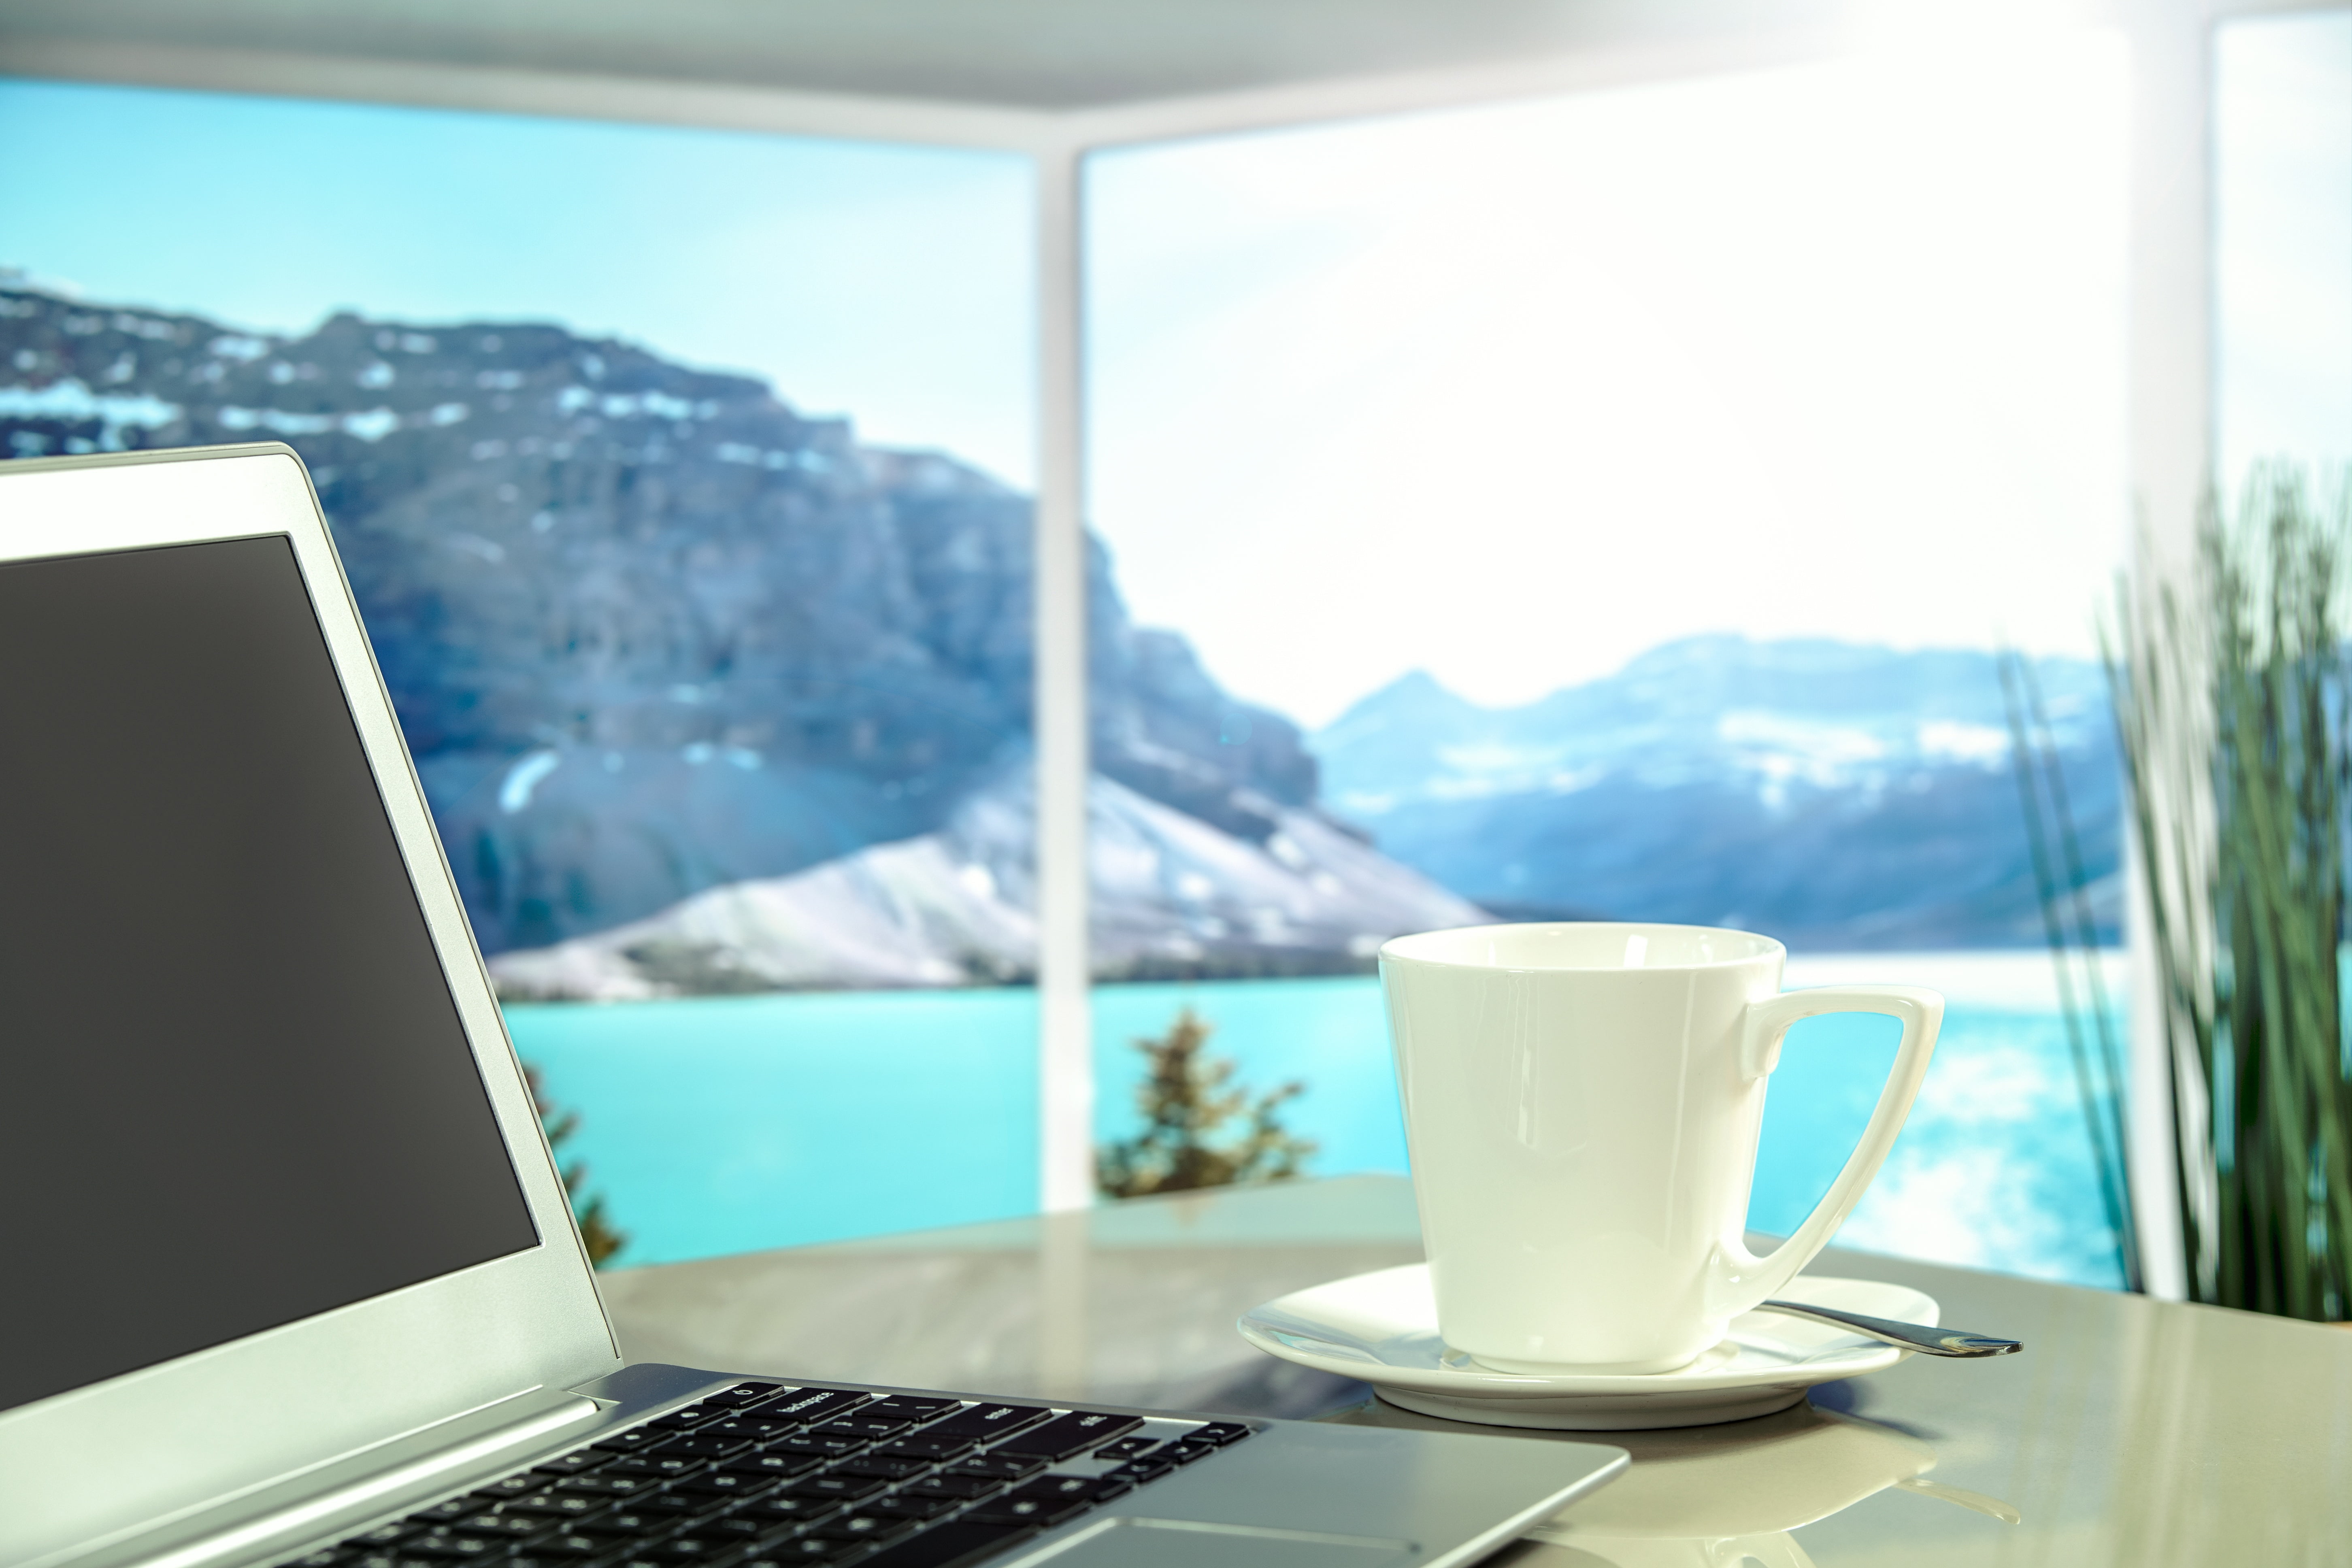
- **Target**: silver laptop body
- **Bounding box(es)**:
[0,445,1624,1568]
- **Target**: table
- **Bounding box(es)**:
[598,1175,2352,1565]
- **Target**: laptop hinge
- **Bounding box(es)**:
[49,1388,602,1568]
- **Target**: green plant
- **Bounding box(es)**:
[1096,1008,1318,1198]
[526,1063,628,1268]
[2107,464,2352,1318]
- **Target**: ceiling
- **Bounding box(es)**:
[0,0,1843,113]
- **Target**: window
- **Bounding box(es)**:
[2214,10,2352,491]
[0,79,1039,1263]
[2,11,2214,1289]
[1087,31,2134,1285]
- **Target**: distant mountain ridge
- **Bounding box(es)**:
[0,285,1445,977]
[1313,636,2120,949]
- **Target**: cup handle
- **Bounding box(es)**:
[1709,984,1943,1315]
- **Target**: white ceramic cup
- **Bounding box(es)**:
[1380,922,1940,1374]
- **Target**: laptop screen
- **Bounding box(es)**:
[0,535,539,1417]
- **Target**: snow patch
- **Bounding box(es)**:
[498,750,560,814]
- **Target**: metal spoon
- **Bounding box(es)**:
[1756,1299,2022,1357]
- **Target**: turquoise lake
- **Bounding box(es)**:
[508,967,2125,1289]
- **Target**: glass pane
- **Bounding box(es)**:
[0,79,1038,1264]
[2215,10,2352,490]
[1087,32,2132,1287]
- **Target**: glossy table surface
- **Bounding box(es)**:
[597,1175,2352,1566]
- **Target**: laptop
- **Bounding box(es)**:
[0,444,1624,1568]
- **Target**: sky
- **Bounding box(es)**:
[0,79,1037,485]
[1087,30,2137,726]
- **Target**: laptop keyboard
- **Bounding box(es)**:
[290,1382,1254,1568]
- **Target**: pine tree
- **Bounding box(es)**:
[526,1064,627,1267]
[1096,1008,1317,1198]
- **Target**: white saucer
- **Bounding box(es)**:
[1237,1264,1938,1430]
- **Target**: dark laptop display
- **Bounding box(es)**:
[0,535,537,1417]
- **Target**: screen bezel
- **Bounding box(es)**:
[0,446,623,1568]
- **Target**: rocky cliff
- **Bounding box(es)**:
[0,285,1437,973]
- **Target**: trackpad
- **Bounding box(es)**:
[1019,1517,1420,1566]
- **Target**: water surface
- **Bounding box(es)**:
[512,957,2124,1287]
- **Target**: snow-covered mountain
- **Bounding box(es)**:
[490,768,1487,1000]
[1311,637,2118,950]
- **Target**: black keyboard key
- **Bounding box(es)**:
[942,1453,1046,1481]
[592,1459,668,1485]
[698,1416,796,1442]
[1092,1437,1160,1462]
[726,1451,825,1480]
[354,1525,421,1547]
[742,1540,859,1564]
[784,1473,890,1504]
[644,1406,715,1433]
[534,1451,610,1475]
[618,1453,705,1480]
[807,1415,910,1442]
[673,1470,774,1500]
[901,1474,1002,1502]
[923,1404,1049,1444]
[967,1482,1092,1528]
[773,1433,868,1460]
[834,1453,930,1481]
[595,1459,679,1484]
[1187,1421,1253,1447]
[861,1398,959,1424]
[593,1430,665,1454]
[500,1494,604,1520]
[524,1536,606,1560]
[652,1434,751,1459]
[752,1388,872,1426]
[478,1476,542,1498]
[868,1434,973,1463]
[712,1381,785,1403]
[807,1512,918,1546]
[859,1522,1039,1568]
[631,1534,732,1562]
[870,1494,959,1523]
[451,1515,542,1539]
[651,1495,733,1525]
[553,1474,658,1497]
[1163,1440,1218,1465]
[730,1492,844,1531]
[1023,1474,1106,1504]
[1105,1457,1175,1484]
[400,1534,510,1559]
[992,1411,1143,1461]
[573,1510,670,1538]
[413,1501,479,1523]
